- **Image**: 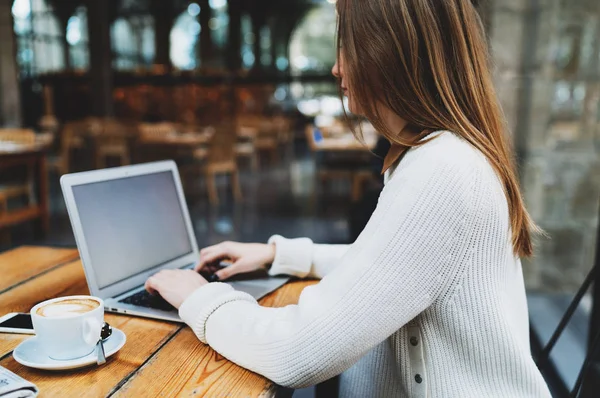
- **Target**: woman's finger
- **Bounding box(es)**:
[195,243,233,271]
[197,247,228,271]
[145,275,160,295]
[215,259,252,280]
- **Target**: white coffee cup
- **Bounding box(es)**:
[30,295,104,361]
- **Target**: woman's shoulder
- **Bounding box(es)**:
[390,131,489,180]
[386,130,505,206]
[380,131,511,245]
[415,130,487,164]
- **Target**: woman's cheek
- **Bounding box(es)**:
[348,96,361,115]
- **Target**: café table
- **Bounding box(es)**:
[307,124,378,153]
[138,132,213,147]
[0,142,50,237]
[0,246,317,397]
[135,132,212,166]
[314,135,377,152]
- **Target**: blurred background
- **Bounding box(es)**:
[0,0,599,396]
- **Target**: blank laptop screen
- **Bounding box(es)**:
[71,171,193,289]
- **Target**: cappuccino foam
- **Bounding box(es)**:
[36,298,100,318]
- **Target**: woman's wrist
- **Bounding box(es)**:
[264,243,276,270]
[266,235,313,278]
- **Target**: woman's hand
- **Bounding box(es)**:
[145,269,208,309]
[196,241,276,280]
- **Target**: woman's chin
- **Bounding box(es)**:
[347,104,362,116]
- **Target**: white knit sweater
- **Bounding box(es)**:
[180,131,551,397]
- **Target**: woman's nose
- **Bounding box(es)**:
[332,62,340,78]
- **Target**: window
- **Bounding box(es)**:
[66,6,89,70]
[170,9,200,70]
[241,15,254,69]
[289,2,337,74]
[12,0,66,77]
[260,25,272,67]
[209,0,228,50]
[112,16,155,70]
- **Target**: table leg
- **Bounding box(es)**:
[34,153,50,238]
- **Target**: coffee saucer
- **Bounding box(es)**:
[13,328,126,371]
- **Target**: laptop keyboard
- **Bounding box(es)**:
[117,263,271,313]
[119,290,175,312]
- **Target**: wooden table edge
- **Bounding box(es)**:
[106,326,184,397]
[0,246,79,295]
[0,246,314,397]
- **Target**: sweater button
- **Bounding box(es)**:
[410,336,418,346]
[415,374,423,384]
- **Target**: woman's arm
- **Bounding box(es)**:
[179,151,481,388]
[194,239,349,281]
[267,235,350,279]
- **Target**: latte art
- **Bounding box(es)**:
[36,298,100,318]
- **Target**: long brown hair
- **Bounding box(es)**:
[337,0,537,257]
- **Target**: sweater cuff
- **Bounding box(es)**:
[267,235,313,278]
[179,282,256,343]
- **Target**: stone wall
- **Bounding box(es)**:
[486,0,600,291]
[0,0,22,127]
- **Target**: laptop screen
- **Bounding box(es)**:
[71,171,193,289]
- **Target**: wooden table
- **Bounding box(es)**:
[314,137,377,152]
[137,133,213,163]
[0,246,317,397]
[0,145,50,237]
[307,124,377,153]
[139,132,213,147]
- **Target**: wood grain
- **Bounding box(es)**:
[0,259,89,359]
[0,314,180,398]
[0,256,182,397]
[114,328,274,397]
[0,246,78,292]
[0,246,317,397]
[0,260,89,315]
[0,151,50,233]
[113,280,317,398]
[0,333,27,360]
[0,247,79,359]
[259,280,316,308]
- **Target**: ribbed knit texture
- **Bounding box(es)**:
[179,131,551,397]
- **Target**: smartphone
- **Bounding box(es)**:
[0,313,35,334]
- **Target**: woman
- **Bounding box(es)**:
[145,0,551,396]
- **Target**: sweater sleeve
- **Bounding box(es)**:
[266,235,350,279]
[179,150,479,389]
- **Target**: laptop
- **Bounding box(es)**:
[60,161,289,322]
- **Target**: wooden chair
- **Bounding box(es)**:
[204,124,242,206]
[0,129,36,207]
[187,125,211,163]
[274,116,294,144]
[0,128,36,144]
[138,122,178,141]
[255,119,280,165]
[235,118,259,171]
[305,124,374,202]
[138,122,204,164]
[274,115,295,163]
[93,119,131,169]
[0,129,37,244]
[49,119,92,175]
[234,140,257,171]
